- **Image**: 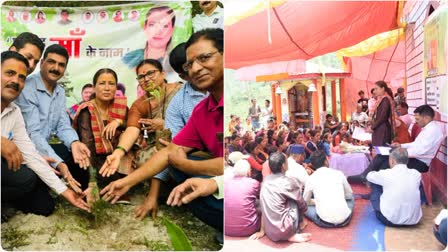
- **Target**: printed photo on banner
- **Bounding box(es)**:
[35,10,46,24]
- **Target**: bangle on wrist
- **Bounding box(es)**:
[116,145,127,155]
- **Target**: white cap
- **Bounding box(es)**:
[228,151,249,165]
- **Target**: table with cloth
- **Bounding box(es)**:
[329,152,371,177]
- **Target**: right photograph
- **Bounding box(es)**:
[223,1,447,251]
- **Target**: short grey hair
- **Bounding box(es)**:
[390,147,408,165]
[233,160,250,177]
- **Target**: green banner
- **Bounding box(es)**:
[1,2,192,107]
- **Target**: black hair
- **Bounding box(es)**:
[230,133,240,141]
[254,137,264,145]
[93,68,118,86]
[358,90,365,95]
[370,88,375,94]
[414,105,435,118]
[185,28,223,53]
[169,42,187,74]
[136,58,163,74]
[1,50,29,69]
[310,150,327,170]
[326,114,333,119]
[245,141,258,154]
[309,129,319,138]
[81,83,93,91]
[117,83,126,94]
[375,80,393,98]
[43,44,69,64]
[268,152,286,174]
[265,99,270,104]
[10,32,45,55]
[398,101,408,110]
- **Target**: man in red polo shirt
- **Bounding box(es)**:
[100,28,224,231]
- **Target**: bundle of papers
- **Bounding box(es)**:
[339,141,370,154]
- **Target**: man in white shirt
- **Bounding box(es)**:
[303,151,354,228]
[193,1,224,32]
[261,99,273,129]
[348,104,444,183]
[366,148,422,226]
[1,51,89,218]
[351,103,368,127]
[285,144,309,186]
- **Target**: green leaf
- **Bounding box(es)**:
[162,216,192,251]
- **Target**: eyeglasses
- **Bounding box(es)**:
[182,51,221,72]
[136,70,160,82]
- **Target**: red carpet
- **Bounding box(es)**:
[225,184,371,250]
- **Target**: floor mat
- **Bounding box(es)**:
[384,202,446,251]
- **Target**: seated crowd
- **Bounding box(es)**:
[1,28,225,240]
[224,82,445,245]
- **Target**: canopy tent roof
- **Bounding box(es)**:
[235,60,347,81]
[225,1,400,69]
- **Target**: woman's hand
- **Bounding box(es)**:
[102,119,121,140]
[99,150,123,177]
[138,118,164,132]
[100,179,131,204]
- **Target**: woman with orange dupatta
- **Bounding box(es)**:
[370,81,396,146]
[73,68,128,186]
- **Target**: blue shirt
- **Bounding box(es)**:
[164,82,208,137]
[154,82,207,182]
[323,142,331,157]
[15,73,79,167]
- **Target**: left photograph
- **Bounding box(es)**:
[1,1,223,250]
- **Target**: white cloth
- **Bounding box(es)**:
[261,105,273,128]
[1,103,67,194]
[399,114,414,129]
[366,164,422,225]
[193,6,224,32]
[401,120,444,165]
[303,167,353,224]
[285,157,309,186]
[351,111,369,125]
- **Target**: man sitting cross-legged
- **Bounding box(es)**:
[250,152,311,243]
[303,150,354,228]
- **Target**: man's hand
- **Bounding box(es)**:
[71,141,91,169]
[100,179,131,204]
[99,150,122,177]
[1,137,23,171]
[167,147,188,168]
[166,178,218,206]
[134,195,158,220]
[61,189,90,212]
[249,231,265,240]
[42,156,60,175]
[58,162,83,194]
[102,120,121,140]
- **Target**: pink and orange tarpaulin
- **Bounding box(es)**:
[225,1,400,69]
